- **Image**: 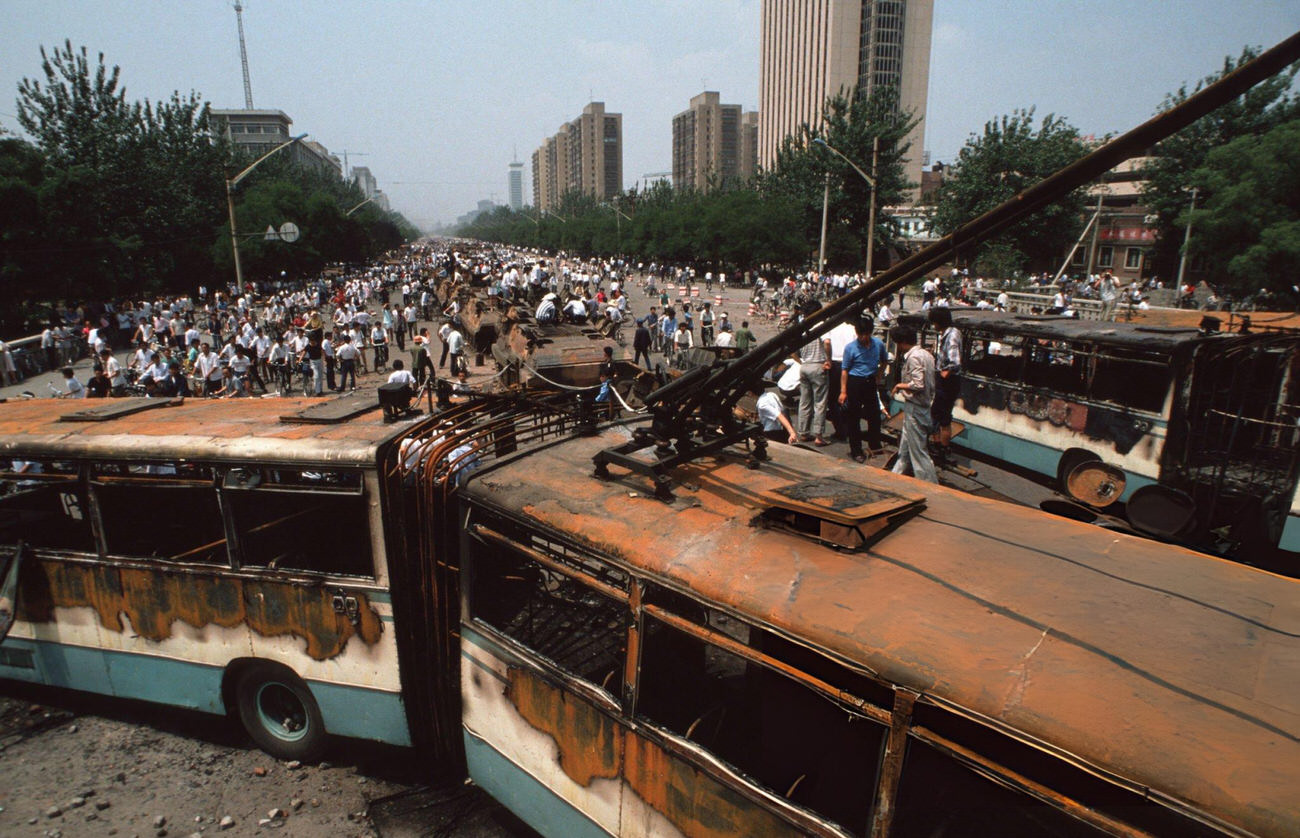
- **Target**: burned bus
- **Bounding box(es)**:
[3,30,1299,838]
[895,310,1300,568]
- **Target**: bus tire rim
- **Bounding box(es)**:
[255,681,309,742]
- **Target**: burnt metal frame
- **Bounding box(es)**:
[593,31,1300,495]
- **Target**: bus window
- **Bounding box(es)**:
[0,459,94,553]
[636,614,885,836]
[892,740,1105,837]
[470,539,626,694]
[1088,347,1171,413]
[964,332,1025,383]
[223,470,373,577]
[91,463,226,564]
[1022,339,1087,397]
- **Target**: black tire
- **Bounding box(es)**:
[234,662,327,762]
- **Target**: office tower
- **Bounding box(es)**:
[531,102,623,213]
[759,0,932,195]
[672,92,759,191]
[508,159,524,210]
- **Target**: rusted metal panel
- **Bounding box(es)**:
[462,423,1300,835]
[508,666,622,787]
[0,398,427,466]
[16,556,382,661]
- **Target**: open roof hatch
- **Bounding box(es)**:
[58,397,183,422]
[758,476,926,550]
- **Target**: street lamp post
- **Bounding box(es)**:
[226,133,307,288]
[812,136,879,278]
[346,196,378,216]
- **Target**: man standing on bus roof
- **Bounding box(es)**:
[890,326,938,483]
[838,317,887,463]
[929,306,962,467]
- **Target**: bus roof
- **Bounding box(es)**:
[0,397,422,466]
[896,309,1238,352]
[463,424,1300,836]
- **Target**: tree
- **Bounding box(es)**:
[930,109,1091,276]
[762,86,919,270]
[1184,119,1300,304]
[1142,47,1299,282]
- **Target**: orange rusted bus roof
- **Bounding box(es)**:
[0,397,423,466]
[462,424,1300,836]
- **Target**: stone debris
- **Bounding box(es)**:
[219,815,235,830]
[95,800,112,810]
[252,766,267,777]
[154,815,167,828]
[67,797,86,809]
[45,805,62,818]
[290,798,303,810]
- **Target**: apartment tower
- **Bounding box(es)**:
[531,102,623,213]
[672,92,759,191]
[759,0,933,194]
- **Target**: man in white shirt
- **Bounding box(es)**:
[752,385,797,445]
[387,359,416,388]
[826,315,859,440]
[447,325,466,376]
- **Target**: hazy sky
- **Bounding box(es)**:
[3,1,1298,230]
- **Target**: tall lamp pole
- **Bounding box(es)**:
[813,136,878,278]
[226,133,307,288]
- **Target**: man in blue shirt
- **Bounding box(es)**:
[837,316,886,462]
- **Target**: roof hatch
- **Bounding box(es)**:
[759,477,926,550]
[59,397,183,422]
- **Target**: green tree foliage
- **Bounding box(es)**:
[1184,119,1300,303]
[457,182,806,272]
[4,41,417,331]
[930,109,1091,276]
[761,87,919,269]
[1141,47,1299,283]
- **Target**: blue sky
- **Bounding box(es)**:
[3,1,1298,229]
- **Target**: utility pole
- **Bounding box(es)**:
[1176,187,1199,289]
[1084,190,1105,278]
[865,135,879,279]
[233,2,254,109]
[817,173,830,275]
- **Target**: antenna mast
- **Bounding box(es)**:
[234,2,255,109]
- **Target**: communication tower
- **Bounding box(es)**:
[234,2,255,109]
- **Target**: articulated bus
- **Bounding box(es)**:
[1,394,1297,837]
[895,310,1300,569]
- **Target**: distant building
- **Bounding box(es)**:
[641,171,672,188]
[508,160,524,210]
[210,108,341,179]
[352,166,378,199]
[741,111,760,182]
[456,199,499,229]
[373,190,391,212]
[1068,157,1158,284]
[671,92,758,191]
[759,0,932,198]
[531,102,623,213]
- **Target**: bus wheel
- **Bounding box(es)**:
[1056,448,1101,495]
[235,662,326,762]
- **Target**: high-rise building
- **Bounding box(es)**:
[508,159,524,210]
[531,102,623,213]
[671,92,759,191]
[352,166,378,199]
[759,0,933,196]
[741,111,760,182]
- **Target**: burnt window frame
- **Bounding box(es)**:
[218,465,376,579]
[88,460,229,566]
[464,511,632,709]
[0,458,96,556]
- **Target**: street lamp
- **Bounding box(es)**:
[226,133,308,288]
[812,136,879,279]
[346,196,377,216]
[600,202,632,252]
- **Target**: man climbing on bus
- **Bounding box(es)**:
[929,306,963,467]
